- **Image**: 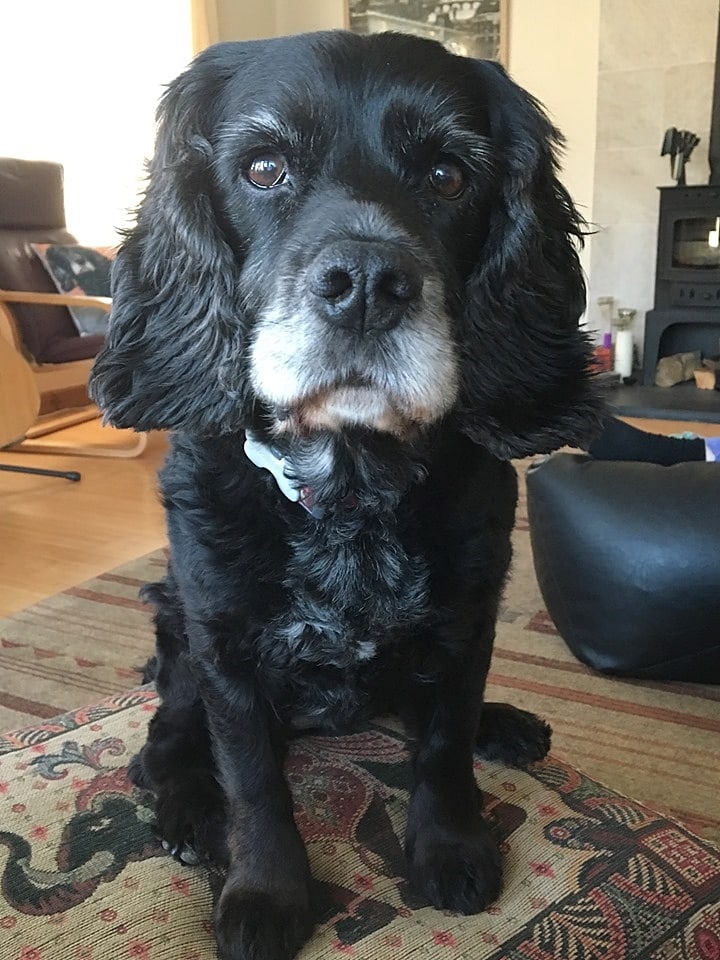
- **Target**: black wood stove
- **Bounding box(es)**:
[642,14,720,384]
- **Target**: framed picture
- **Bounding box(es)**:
[346,1,509,65]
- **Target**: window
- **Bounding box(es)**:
[0,1,193,242]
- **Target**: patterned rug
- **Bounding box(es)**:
[1,688,719,960]
[1,467,718,853]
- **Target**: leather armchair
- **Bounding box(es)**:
[0,157,146,459]
[0,157,107,417]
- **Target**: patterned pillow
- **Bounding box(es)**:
[32,242,116,336]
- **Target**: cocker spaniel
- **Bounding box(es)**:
[90,30,602,960]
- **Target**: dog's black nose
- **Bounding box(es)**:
[307,241,423,333]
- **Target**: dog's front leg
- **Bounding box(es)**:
[404,643,503,914]
[199,666,314,960]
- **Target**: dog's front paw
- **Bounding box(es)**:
[214,888,314,960]
[406,820,502,914]
[128,751,153,790]
[475,702,552,768]
[153,778,228,868]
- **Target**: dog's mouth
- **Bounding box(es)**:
[271,377,434,437]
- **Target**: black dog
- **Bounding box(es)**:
[90,30,601,960]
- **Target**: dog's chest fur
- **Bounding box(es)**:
[257,434,432,728]
[279,512,429,665]
[260,506,430,728]
[165,432,434,730]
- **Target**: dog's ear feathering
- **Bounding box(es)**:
[89,45,253,434]
[458,60,603,459]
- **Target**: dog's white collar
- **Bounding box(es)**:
[243,431,326,518]
[244,432,301,503]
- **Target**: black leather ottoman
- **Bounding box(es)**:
[526,452,720,683]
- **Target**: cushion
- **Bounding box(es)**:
[527,452,720,682]
[0,227,96,363]
[32,243,115,336]
[1,687,719,959]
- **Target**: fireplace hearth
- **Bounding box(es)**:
[642,184,720,384]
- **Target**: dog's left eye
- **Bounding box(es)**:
[246,153,288,189]
[429,161,465,199]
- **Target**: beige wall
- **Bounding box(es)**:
[508,0,601,287]
[276,0,346,35]
[214,0,345,39]
[216,3,277,41]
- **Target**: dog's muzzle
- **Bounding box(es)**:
[307,241,423,335]
[248,200,459,436]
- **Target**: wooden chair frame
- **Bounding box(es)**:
[0,290,146,458]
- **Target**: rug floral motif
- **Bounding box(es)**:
[0,690,718,959]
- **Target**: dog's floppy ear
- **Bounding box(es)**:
[89,44,252,433]
[458,60,603,458]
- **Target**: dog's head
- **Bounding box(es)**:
[90,31,601,457]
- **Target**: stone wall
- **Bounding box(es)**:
[586,0,717,351]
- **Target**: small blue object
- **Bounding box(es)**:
[705,437,720,462]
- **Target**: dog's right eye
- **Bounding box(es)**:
[429,160,465,199]
[246,153,287,189]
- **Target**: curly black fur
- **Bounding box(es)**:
[89,30,604,960]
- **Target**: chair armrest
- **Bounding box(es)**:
[0,298,25,353]
[0,289,112,312]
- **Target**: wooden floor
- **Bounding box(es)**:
[0,414,716,619]
[0,419,168,617]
